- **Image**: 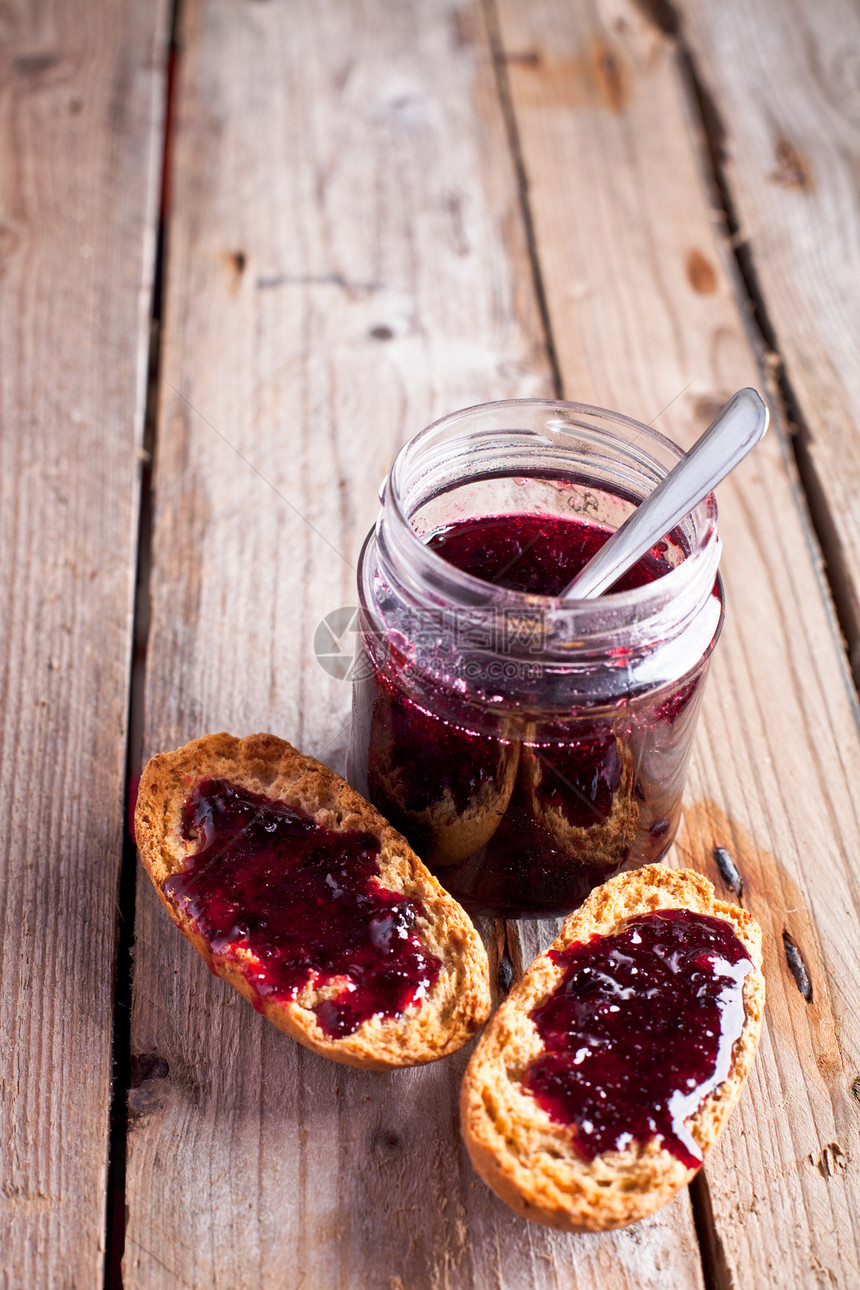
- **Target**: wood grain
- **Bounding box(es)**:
[675,0,860,683]
[125,0,705,1285]
[494,0,860,1284]
[0,0,168,1285]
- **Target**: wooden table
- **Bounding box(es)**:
[4,0,860,1285]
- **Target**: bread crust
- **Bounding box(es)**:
[368,706,520,866]
[135,732,492,1068]
[521,733,639,869]
[459,865,765,1230]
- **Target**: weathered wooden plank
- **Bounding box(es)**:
[675,0,860,684]
[495,0,860,1285]
[0,1,168,1286]
[125,0,705,1285]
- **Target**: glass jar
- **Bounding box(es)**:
[348,399,723,918]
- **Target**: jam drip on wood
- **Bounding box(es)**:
[164,778,441,1038]
[522,909,753,1168]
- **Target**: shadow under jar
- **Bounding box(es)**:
[348,400,723,918]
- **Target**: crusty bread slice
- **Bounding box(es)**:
[368,697,520,866]
[521,733,638,870]
[135,732,492,1068]
[370,753,520,867]
[460,865,764,1230]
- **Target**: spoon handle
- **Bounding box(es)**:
[561,387,769,600]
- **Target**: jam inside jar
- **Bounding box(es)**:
[349,400,723,918]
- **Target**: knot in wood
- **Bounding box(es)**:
[130,1052,170,1088]
[372,1127,404,1160]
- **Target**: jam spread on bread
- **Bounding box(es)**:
[521,909,753,1167]
[164,778,441,1038]
[359,512,712,916]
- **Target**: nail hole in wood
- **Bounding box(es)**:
[372,1128,403,1160]
[713,845,743,897]
[782,931,813,1002]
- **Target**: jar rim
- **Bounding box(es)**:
[383,397,719,623]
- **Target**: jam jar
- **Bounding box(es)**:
[348,399,723,918]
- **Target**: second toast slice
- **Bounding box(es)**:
[460,865,765,1229]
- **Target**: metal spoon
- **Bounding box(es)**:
[560,387,769,599]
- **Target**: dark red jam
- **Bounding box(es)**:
[353,511,717,917]
[163,778,441,1038]
[522,909,753,1168]
[428,512,671,595]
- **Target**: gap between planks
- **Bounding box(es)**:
[104,4,181,1285]
[0,0,171,1284]
[481,0,564,400]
